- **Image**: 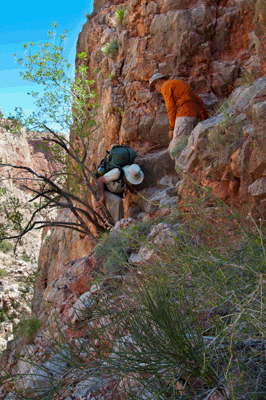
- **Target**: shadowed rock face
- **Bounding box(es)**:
[0,125,62,355]
[0,125,58,188]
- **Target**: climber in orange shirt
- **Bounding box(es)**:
[149,73,208,160]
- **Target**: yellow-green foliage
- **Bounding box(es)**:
[115,8,125,26]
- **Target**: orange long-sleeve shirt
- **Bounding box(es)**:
[161,80,208,130]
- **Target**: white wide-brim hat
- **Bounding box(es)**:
[123,164,144,185]
[149,72,169,92]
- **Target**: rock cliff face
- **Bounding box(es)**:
[78,0,262,162]
[176,76,266,216]
[1,1,266,398]
[76,0,266,211]
[0,124,59,352]
[0,124,55,174]
[31,0,266,316]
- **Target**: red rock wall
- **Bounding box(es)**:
[77,0,259,167]
[32,0,266,315]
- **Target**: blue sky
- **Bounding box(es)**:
[0,0,93,117]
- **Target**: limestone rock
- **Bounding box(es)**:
[177,114,225,173]
[138,115,155,141]
[158,175,175,189]
[136,149,175,189]
[234,77,266,115]
[212,61,240,95]
[129,247,154,264]
[68,291,96,324]
[149,113,169,144]
[136,187,178,214]
[72,377,105,398]
[16,353,69,393]
[248,177,266,198]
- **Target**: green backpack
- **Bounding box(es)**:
[96,145,138,178]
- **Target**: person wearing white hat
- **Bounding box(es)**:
[96,164,144,223]
[149,72,208,161]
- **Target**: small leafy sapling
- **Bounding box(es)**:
[0,23,112,248]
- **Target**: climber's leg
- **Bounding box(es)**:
[169,116,199,160]
[105,191,124,223]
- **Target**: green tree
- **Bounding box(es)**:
[0,23,111,245]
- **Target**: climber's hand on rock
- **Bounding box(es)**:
[169,130,174,140]
[96,197,105,208]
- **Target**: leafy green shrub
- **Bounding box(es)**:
[0,240,13,254]
[101,40,118,58]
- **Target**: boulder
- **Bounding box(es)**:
[212,60,240,95]
[72,376,105,398]
[234,77,266,116]
[136,188,178,214]
[136,149,175,189]
[129,247,154,264]
[149,113,169,144]
[248,177,266,198]
[67,291,96,324]
[138,115,155,141]
[177,114,225,173]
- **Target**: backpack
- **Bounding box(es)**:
[95,145,138,179]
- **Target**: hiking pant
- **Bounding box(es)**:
[105,191,124,223]
[169,116,200,160]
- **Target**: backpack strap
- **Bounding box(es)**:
[125,146,131,165]
[112,166,125,186]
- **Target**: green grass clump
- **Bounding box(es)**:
[240,69,260,86]
[0,240,13,254]
[2,186,266,399]
[101,40,118,58]
[115,8,125,26]
[207,101,244,165]
[0,308,7,323]
[94,222,151,275]
[0,269,8,277]
[207,120,243,165]
[15,316,41,343]
[170,135,189,158]
[20,250,31,262]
